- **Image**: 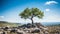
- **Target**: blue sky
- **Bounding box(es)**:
[0,0,60,23]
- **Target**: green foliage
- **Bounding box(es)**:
[20,8,30,19]
[19,8,44,26]
[19,8,44,19]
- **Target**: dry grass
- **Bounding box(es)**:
[47,26,60,34]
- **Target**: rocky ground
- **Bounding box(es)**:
[0,22,60,34]
[0,23,49,34]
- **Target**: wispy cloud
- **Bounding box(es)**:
[0,16,4,19]
[45,8,50,12]
[45,1,58,5]
[0,16,4,21]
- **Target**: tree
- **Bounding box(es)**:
[19,8,44,27]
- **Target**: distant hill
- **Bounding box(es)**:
[42,22,60,26]
[0,21,21,27]
[49,24,60,26]
[46,23,60,26]
[0,21,8,23]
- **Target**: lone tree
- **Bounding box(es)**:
[19,8,44,27]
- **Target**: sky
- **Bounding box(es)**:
[0,0,60,23]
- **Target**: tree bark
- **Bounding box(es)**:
[31,15,34,27]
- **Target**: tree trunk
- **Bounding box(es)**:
[31,18,33,25]
[31,16,34,27]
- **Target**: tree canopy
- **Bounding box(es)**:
[19,8,44,26]
[19,8,44,19]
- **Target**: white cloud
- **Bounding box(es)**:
[0,16,4,21]
[45,1,58,5]
[0,16,4,18]
[33,15,60,22]
[0,15,60,23]
[0,15,60,22]
[45,8,50,12]
[43,15,60,22]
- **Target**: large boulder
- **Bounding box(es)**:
[4,27,9,31]
[0,31,3,34]
[17,29,25,34]
[31,29,40,33]
[10,29,17,33]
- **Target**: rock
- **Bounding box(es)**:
[31,29,40,33]
[10,29,17,33]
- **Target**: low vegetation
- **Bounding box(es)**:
[0,21,21,27]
